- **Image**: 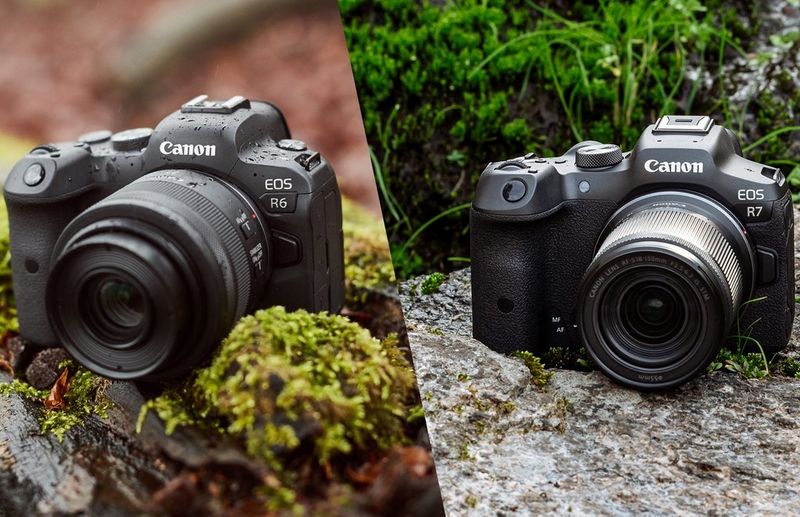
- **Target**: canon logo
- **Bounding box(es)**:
[644,159,703,174]
[159,141,217,157]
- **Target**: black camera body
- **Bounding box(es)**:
[471,115,794,390]
[5,95,344,380]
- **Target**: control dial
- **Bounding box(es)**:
[575,143,623,168]
[111,128,154,152]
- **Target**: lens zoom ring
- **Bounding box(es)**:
[598,208,743,310]
[102,178,252,319]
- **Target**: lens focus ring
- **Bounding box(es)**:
[116,175,253,318]
[597,207,744,313]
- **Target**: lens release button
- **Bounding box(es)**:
[23,163,45,186]
[260,192,298,213]
[756,246,777,285]
[502,180,527,202]
[273,231,301,266]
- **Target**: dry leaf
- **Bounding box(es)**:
[44,368,69,410]
[348,446,434,486]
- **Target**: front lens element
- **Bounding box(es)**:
[98,279,146,328]
[83,275,149,344]
[620,280,682,345]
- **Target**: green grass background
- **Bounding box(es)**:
[342,0,800,278]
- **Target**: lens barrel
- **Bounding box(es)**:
[46,170,270,380]
[578,191,754,390]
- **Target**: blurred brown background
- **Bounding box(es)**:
[0,0,380,213]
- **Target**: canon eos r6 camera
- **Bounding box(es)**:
[5,95,344,381]
[471,115,794,390]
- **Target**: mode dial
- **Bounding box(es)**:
[575,143,623,168]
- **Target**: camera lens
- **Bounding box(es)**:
[47,170,271,380]
[621,282,680,344]
[578,191,754,390]
[98,279,145,327]
[83,276,149,344]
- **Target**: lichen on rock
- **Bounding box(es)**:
[139,306,417,505]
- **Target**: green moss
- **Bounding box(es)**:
[40,366,112,441]
[342,197,396,304]
[457,442,473,461]
[0,361,111,442]
[420,272,447,295]
[541,346,591,370]
[512,350,554,388]
[139,306,417,507]
[0,378,47,400]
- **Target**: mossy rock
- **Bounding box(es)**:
[140,306,417,507]
[0,361,112,441]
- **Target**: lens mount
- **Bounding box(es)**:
[578,191,755,390]
[47,170,271,380]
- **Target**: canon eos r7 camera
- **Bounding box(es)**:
[5,95,344,381]
[471,115,794,390]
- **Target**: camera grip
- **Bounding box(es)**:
[741,188,795,355]
[471,208,547,354]
[5,199,85,345]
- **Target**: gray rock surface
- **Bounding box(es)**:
[400,208,800,516]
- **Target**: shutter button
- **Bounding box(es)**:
[79,130,112,144]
